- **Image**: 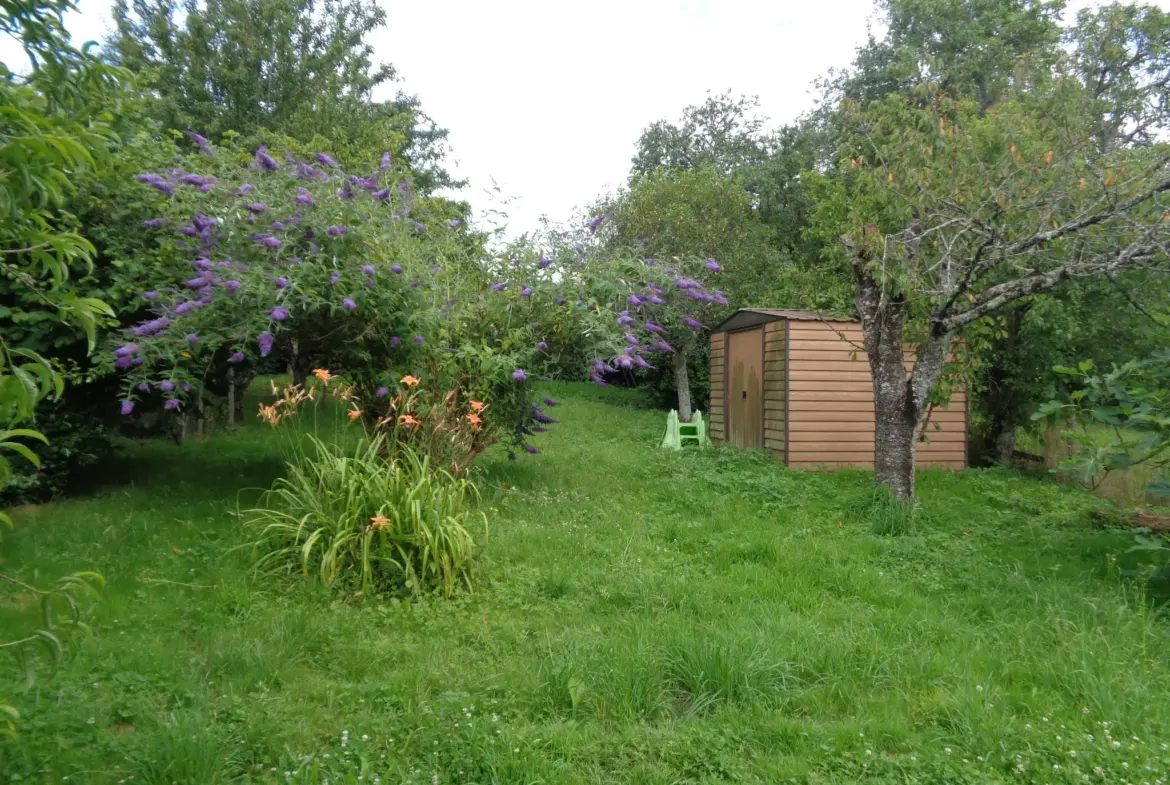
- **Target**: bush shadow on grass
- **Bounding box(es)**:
[85,436,288,505]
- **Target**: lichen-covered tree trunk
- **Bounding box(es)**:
[851,244,953,499]
[872,348,919,498]
[673,351,693,423]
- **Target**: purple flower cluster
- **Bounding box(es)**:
[135,173,175,197]
[186,130,214,157]
[131,317,170,338]
[253,145,280,170]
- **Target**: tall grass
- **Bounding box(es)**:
[244,436,485,597]
[5,381,1170,784]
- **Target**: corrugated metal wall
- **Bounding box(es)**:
[785,320,967,469]
[709,333,725,440]
[763,321,786,459]
[786,320,875,467]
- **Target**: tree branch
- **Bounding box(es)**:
[939,243,1160,332]
[1006,171,1170,256]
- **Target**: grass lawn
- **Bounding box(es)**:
[3,382,1170,784]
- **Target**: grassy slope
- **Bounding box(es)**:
[2,382,1169,784]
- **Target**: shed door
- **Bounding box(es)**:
[727,328,763,449]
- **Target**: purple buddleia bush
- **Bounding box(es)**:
[483,224,728,415]
[109,136,557,457]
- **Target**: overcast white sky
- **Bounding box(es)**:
[3,0,1165,235]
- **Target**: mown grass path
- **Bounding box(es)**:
[2,383,1169,783]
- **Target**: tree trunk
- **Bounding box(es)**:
[872,351,920,498]
[226,366,236,432]
[234,382,246,424]
[290,339,308,387]
[992,421,1017,464]
[847,235,953,500]
[672,351,693,423]
[196,381,206,438]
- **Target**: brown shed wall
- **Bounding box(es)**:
[785,321,967,469]
[762,321,787,460]
[709,332,726,440]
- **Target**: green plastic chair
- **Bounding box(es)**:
[661,410,710,450]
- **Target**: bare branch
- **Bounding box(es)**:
[1006,169,1170,256]
[939,241,1160,332]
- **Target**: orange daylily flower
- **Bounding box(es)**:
[313,368,333,383]
[466,413,483,427]
[469,400,486,412]
[369,516,391,531]
[399,414,419,427]
[347,408,364,421]
[400,375,420,388]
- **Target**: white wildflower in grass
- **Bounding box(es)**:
[944,747,952,755]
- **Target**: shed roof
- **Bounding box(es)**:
[711,308,858,334]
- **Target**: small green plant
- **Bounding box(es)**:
[851,486,920,536]
[1,569,103,738]
[245,436,485,597]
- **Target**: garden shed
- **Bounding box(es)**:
[708,309,967,469]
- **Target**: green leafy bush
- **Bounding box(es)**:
[0,404,116,505]
[1037,353,1170,499]
[245,436,484,597]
